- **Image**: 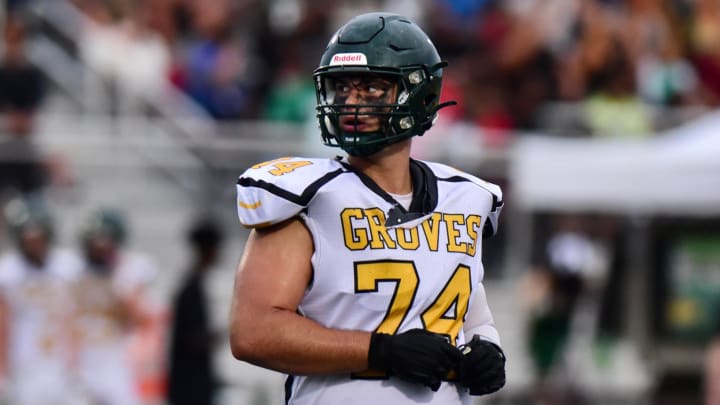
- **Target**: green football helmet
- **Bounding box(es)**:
[4,197,54,244]
[80,208,128,247]
[314,12,455,156]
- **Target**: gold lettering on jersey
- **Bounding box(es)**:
[251,157,292,169]
[395,227,419,250]
[444,214,466,254]
[421,212,443,251]
[268,161,313,176]
[365,208,397,249]
[250,157,313,176]
[340,210,482,257]
[341,208,368,249]
[465,215,481,256]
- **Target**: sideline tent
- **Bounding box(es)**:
[510,111,720,216]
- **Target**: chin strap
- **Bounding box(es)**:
[420,100,457,132]
[429,61,449,72]
[427,60,455,115]
[435,100,457,112]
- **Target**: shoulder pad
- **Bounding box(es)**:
[423,161,504,238]
[423,161,502,199]
[236,157,346,228]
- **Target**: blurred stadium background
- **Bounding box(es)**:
[1,0,720,404]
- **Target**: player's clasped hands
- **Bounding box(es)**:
[457,335,507,395]
[368,329,506,394]
[368,329,462,391]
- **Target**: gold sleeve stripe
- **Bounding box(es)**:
[238,200,262,209]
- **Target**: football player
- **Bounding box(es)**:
[0,200,84,405]
[72,208,156,405]
[230,12,506,404]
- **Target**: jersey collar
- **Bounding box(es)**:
[336,156,438,226]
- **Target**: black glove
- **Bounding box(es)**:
[368,328,463,391]
[457,335,506,395]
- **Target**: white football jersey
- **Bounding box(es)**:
[73,252,156,405]
[0,248,84,405]
[236,156,503,405]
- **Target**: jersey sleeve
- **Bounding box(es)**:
[464,283,501,347]
[236,157,345,228]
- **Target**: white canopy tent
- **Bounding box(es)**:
[510,111,720,216]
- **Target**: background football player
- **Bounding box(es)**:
[72,208,158,405]
[0,199,83,405]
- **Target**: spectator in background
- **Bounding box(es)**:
[624,0,700,107]
[167,217,224,405]
[427,0,517,138]
[76,0,172,114]
[0,15,45,137]
[72,208,158,405]
[262,39,316,124]
[426,0,493,57]
[522,214,609,404]
[0,199,84,405]
[263,0,334,153]
[563,1,653,138]
[0,15,49,203]
[464,42,515,145]
[688,0,720,107]
[176,0,266,119]
[581,36,653,138]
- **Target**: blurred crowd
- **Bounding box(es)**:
[81,0,720,138]
[4,0,720,141]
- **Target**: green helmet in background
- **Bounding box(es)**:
[79,208,128,272]
[314,12,455,157]
[3,198,54,266]
[3,197,54,243]
[80,208,128,247]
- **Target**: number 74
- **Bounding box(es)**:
[355,260,471,346]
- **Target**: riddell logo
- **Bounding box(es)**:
[329,53,368,66]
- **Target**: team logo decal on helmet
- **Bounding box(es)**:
[314,12,455,156]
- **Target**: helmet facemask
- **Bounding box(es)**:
[315,64,450,157]
[314,13,456,156]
